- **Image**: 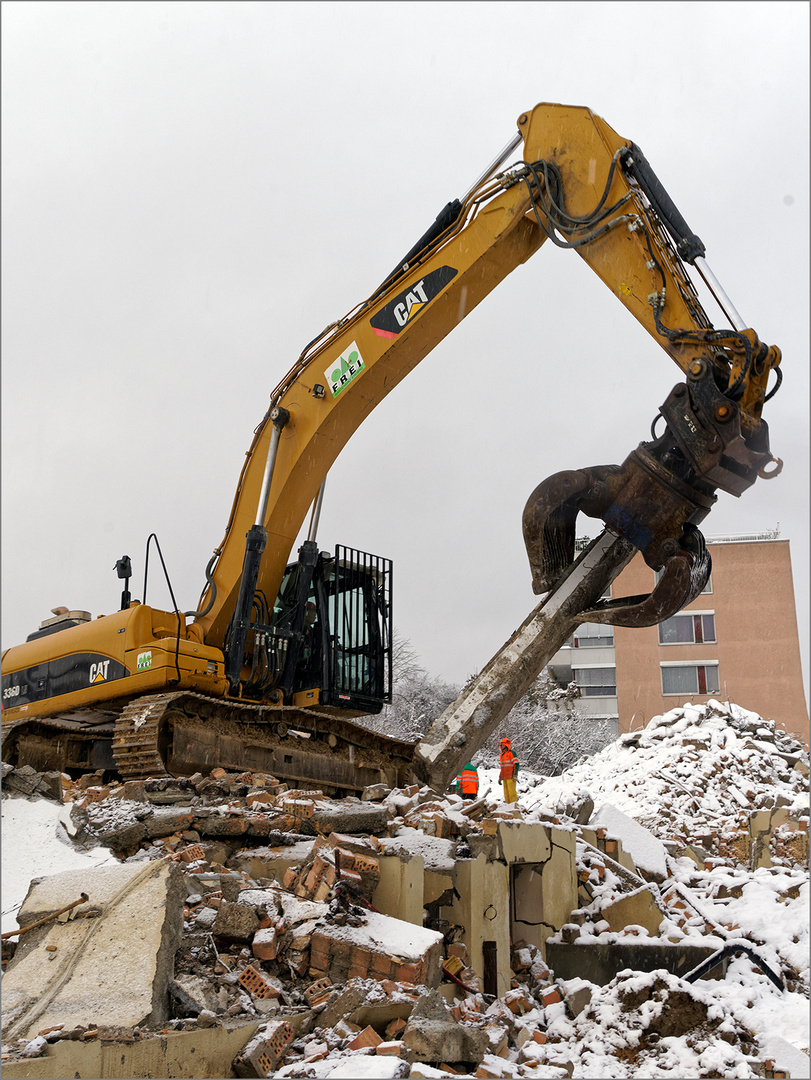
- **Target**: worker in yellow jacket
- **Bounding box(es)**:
[499,738,518,803]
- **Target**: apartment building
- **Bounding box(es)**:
[548,530,809,745]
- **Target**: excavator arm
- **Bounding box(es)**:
[190,103,780,681]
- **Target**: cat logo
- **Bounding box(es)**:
[370,265,457,339]
[89,660,111,684]
[393,279,429,327]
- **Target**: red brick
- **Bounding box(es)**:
[313,879,332,903]
[333,847,357,869]
[304,976,333,1006]
[385,1017,406,1040]
[304,865,322,894]
[246,790,273,807]
[252,927,278,961]
[352,854,380,874]
[282,867,298,890]
[179,844,206,864]
[348,945,371,980]
[376,1042,402,1056]
[369,954,395,980]
[541,988,562,1006]
[233,1019,295,1077]
[238,965,280,1000]
[348,1026,382,1050]
[309,932,331,971]
[395,961,421,983]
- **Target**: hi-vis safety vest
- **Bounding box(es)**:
[460,765,479,795]
[499,746,518,780]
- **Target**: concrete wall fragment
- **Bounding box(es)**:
[2,861,185,1042]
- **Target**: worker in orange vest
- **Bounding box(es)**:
[456,762,479,800]
[499,738,518,803]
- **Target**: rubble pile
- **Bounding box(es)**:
[523,701,809,865]
[1,700,808,1078]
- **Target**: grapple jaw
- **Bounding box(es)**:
[522,448,714,629]
[580,523,711,628]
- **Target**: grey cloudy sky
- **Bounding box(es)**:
[3,1,809,708]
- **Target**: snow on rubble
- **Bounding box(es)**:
[519,700,809,831]
[1,699,809,1079]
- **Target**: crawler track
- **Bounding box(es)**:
[4,693,416,794]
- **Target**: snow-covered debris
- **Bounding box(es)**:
[1,699,808,1077]
[589,804,669,881]
[521,700,809,849]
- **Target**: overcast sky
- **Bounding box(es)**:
[3,1,808,710]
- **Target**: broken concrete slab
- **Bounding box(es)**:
[2,861,185,1042]
[170,974,226,1017]
[227,839,316,883]
[371,853,425,926]
[309,802,393,835]
[589,804,669,882]
[0,1021,261,1080]
[597,883,666,937]
[401,987,488,1066]
[212,900,261,943]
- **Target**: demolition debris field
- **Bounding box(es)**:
[1,700,809,1079]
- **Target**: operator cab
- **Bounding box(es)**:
[242,542,393,713]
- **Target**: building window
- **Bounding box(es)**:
[660,662,720,696]
[658,612,716,645]
[572,622,614,648]
[573,666,616,697]
[656,568,712,594]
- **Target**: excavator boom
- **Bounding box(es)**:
[191,103,780,653]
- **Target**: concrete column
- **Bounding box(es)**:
[372,854,424,925]
[454,855,511,998]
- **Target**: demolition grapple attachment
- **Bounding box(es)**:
[523,370,779,629]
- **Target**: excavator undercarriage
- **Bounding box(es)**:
[2,692,415,795]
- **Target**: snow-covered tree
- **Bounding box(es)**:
[356,631,460,741]
[476,669,615,776]
[359,636,614,774]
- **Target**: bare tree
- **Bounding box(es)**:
[356,630,460,741]
[477,669,615,775]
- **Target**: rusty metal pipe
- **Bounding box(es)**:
[1,893,89,940]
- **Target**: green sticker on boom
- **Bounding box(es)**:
[325,342,365,398]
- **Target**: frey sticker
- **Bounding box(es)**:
[325,342,365,398]
[137,651,153,671]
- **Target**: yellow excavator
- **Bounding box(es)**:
[1,103,782,793]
